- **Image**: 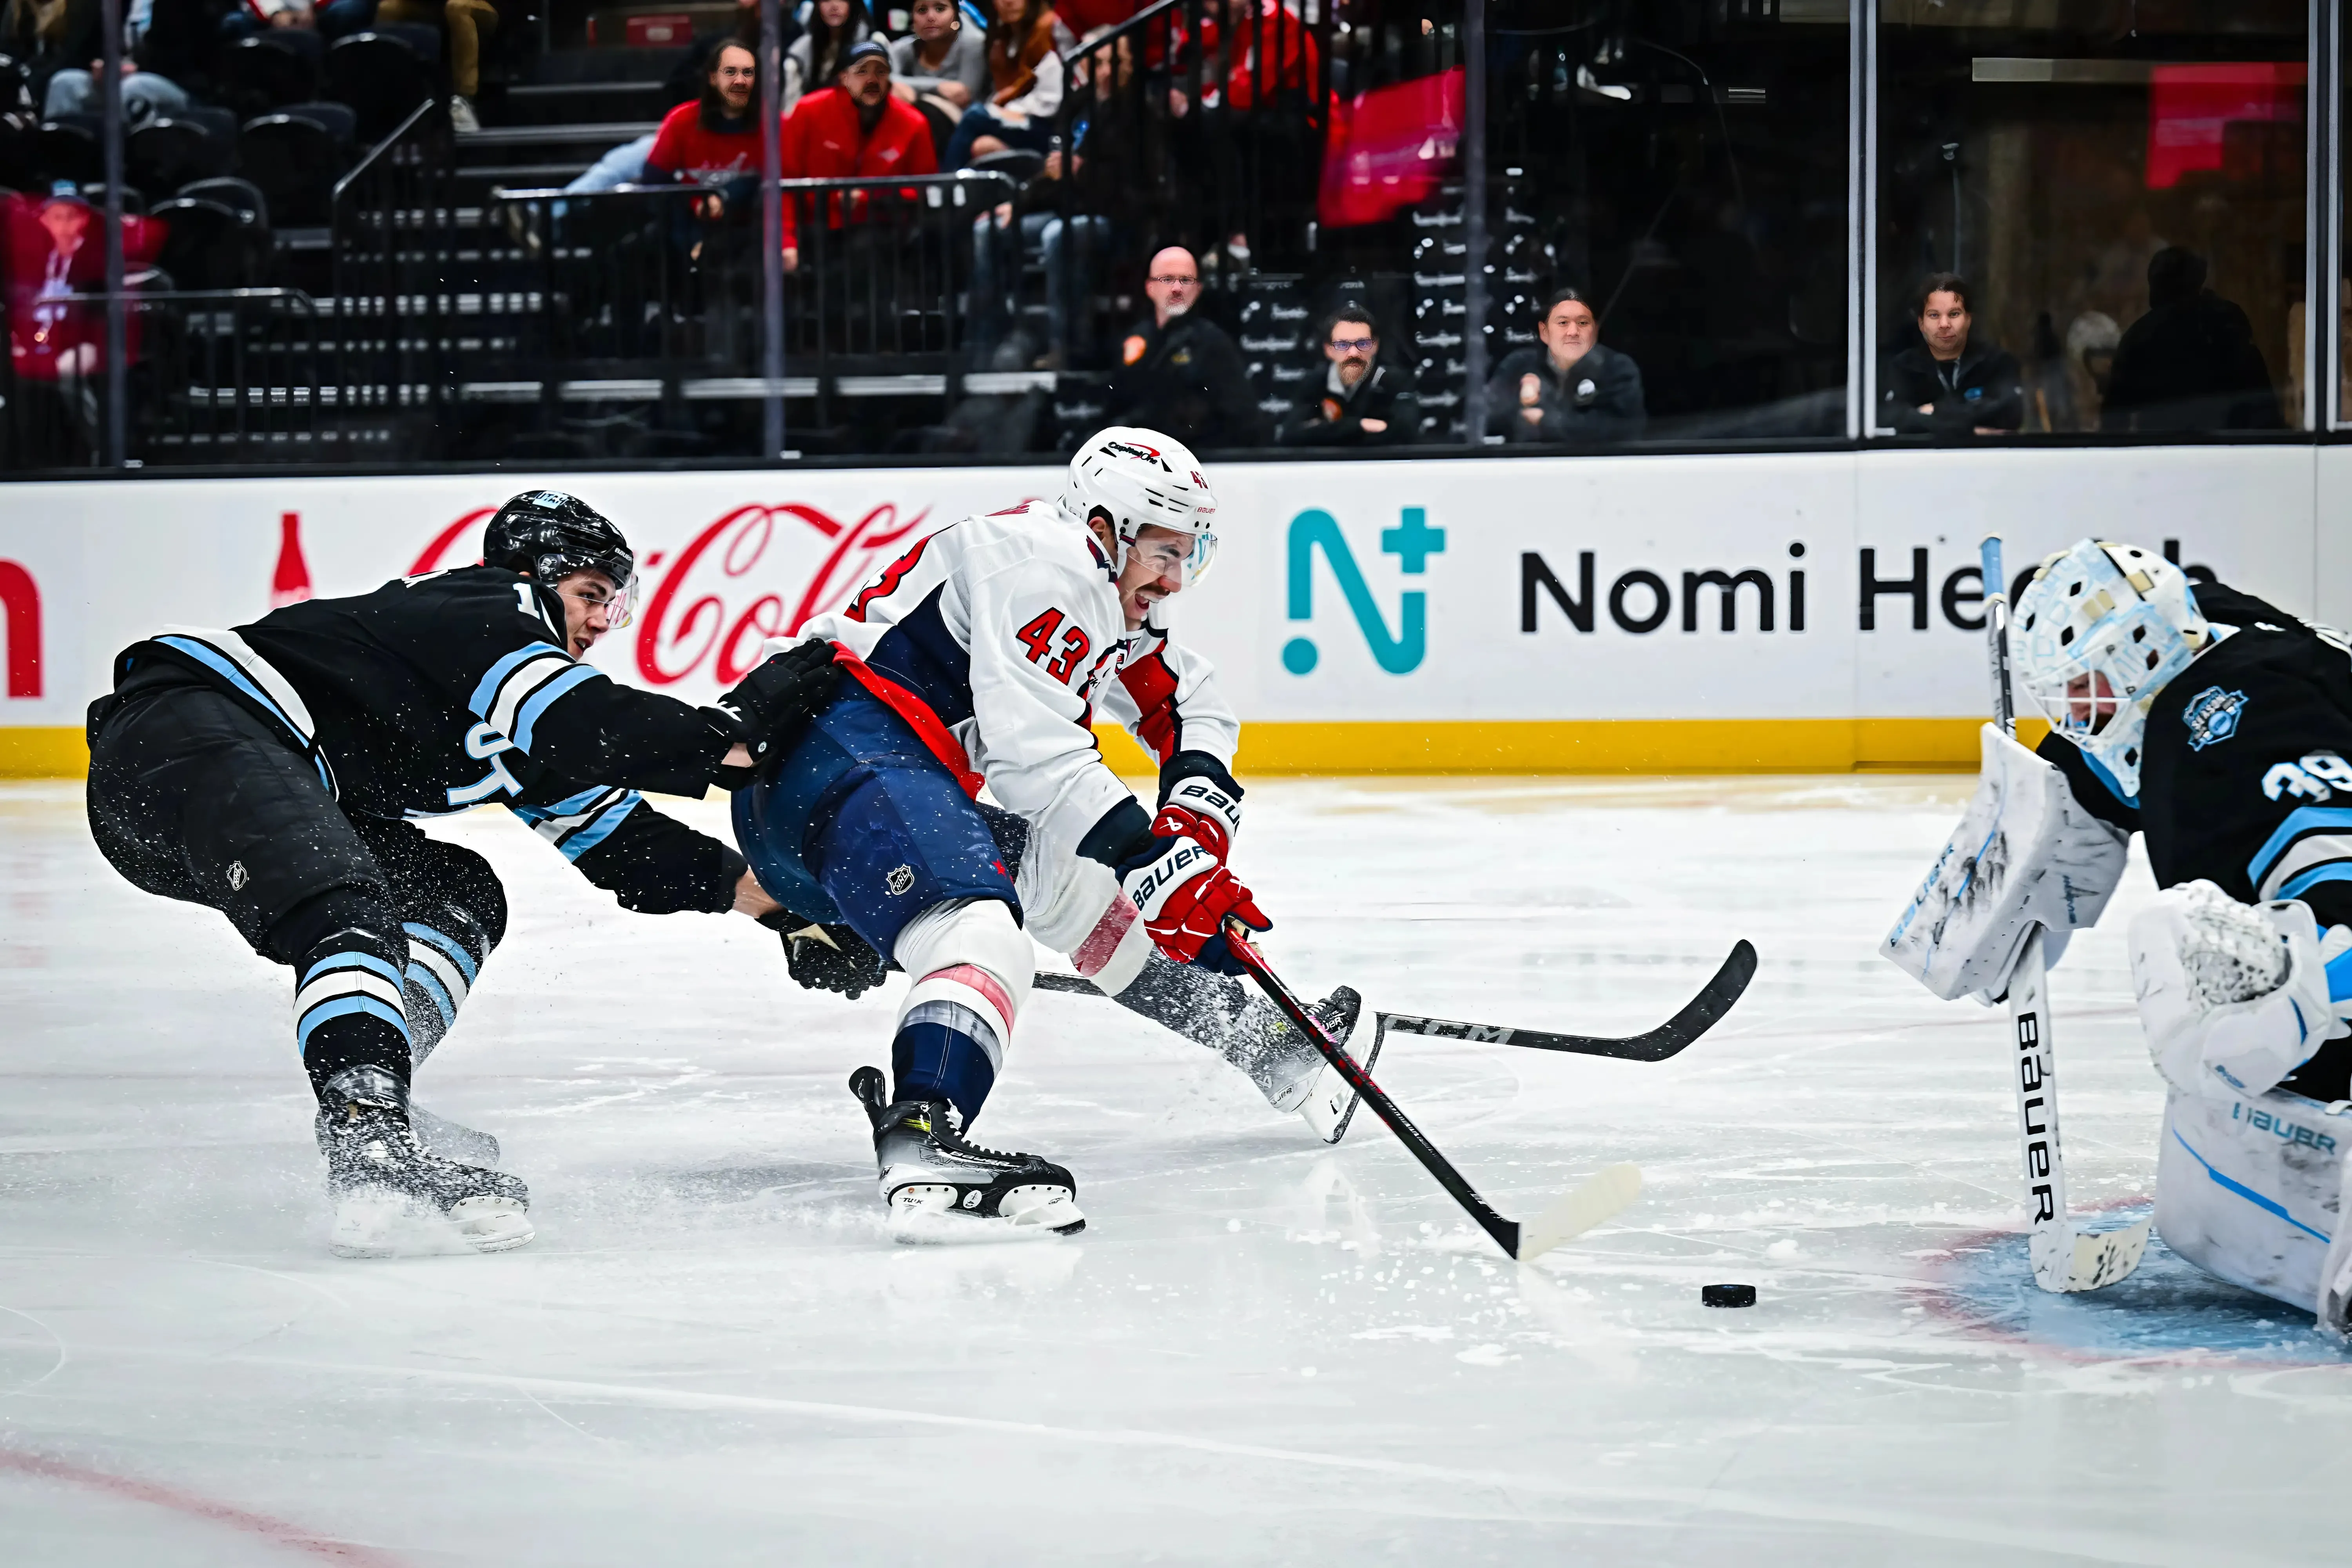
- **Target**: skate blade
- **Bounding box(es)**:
[1296,1062,1363,1144]
[888,1185,1086,1244]
[409,1103,501,1167]
[328,1189,534,1259]
[1293,1023,1381,1145]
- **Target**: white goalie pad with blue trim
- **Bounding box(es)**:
[1884,722,2131,1003]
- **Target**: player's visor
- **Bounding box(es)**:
[1130,530,1216,588]
[550,567,637,629]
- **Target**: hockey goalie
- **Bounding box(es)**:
[1887,538,2352,1332]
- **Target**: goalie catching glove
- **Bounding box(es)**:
[1884,722,2129,1002]
[2128,880,2352,1097]
[759,911,888,1000]
[1120,835,1269,975]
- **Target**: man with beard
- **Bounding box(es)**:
[1280,305,1419,446]
[779,39,939,272]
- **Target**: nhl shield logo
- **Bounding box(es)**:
[226,860,249,891]
[886,864,916,896]
[2183,686,2248,751]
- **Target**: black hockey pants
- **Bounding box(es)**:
[85,666,506,1094]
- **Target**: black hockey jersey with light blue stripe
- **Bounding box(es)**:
[149,565,730,819]
[116,566,744,916]
[2042,580,2352,937]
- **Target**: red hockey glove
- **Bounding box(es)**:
[1120,835,1269,975]
[1151,768,1244,864]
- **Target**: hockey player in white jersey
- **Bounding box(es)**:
[1887,538,2352,1329]
[732,428,1361,1236]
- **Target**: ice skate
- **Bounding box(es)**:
[314,1067,532,1258]
[408,1102,500,1167]
[848,1067,1084,1240]
[1230,985,1375,1144]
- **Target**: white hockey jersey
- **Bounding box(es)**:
[779,499,1238,964]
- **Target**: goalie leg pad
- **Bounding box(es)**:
[2156,1083,2351,1317]
[2130,882,2345,1097]
[1884,723,2129,1002]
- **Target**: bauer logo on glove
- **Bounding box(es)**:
[1120,835,1270,975]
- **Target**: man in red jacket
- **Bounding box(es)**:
[780,38,939,271]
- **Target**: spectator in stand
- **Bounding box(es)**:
[784,0,871,115]
[23,0,192,124]
[967,25,1126,367]
[1166,0,1316,264]
[1103,243,1260,447]
[550,0,783,218]
[1879,272,2023,437]
[221,0,377,45]
[644,38,768,260]
[944,0,1062,169]
[1281,305,1419,446]
[889,0,985,149]
[1484,285,1645,445]
[374,0,497,130]
[2101,247,2286,432]
[779,39,937,272]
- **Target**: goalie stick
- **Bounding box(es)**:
[1032,939,1757,1065]
[1983,533,2151,1294]
[1219,918,1642,1262]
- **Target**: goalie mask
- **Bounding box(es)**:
[1058,426,1219,589]
[2014,538,2218,804]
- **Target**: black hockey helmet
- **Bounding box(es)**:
[482,490,638,624]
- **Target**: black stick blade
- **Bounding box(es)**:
[1377,939,1757,1064]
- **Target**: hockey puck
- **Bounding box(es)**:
[1701,1283,1757,1308]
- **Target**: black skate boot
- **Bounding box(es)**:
[1229,985,1375,1144]
[314,1066,532,1258]
[848,1067,1084,1239]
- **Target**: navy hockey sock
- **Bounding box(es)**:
[295,926,414,1096]
[892,1001,1001,1125]
[401,912,494,1065]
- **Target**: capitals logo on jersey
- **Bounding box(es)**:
[2183,685,2249,751]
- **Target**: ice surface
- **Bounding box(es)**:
[4,775,2348,1567]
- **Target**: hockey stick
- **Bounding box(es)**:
[1031,938,1756,1064]
[1983,534,2151,1293]
[1219,919,1642,1261]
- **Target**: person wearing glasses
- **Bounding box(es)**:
[81,491,840,1259]
[727,427,1364,1241]
[1280,305,1421,446]
[1103,245,1263,448]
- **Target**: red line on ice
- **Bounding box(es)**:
[0,1446,406,1564]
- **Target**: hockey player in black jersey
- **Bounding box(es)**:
[1889,538,2352,1331]
[83,490,838,1258]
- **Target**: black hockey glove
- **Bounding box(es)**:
[713,641,841,777]
[759,911,888,1000]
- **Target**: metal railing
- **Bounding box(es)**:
[330,96,456,456]
[1,288,328,468]
[481,171,1025,456]
[1058,0,1335,282]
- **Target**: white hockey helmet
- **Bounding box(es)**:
[2014,538,2218,802]
[1058,426,1220,588]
